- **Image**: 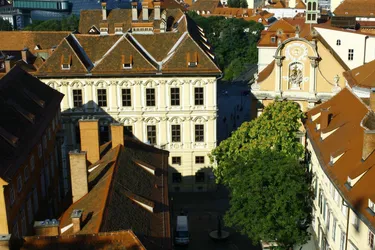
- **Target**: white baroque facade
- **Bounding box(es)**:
[42,76,218,192]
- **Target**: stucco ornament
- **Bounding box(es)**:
[251,73,260,91]
[285,43,308,61]
[332,75,341,93]
[289,63,304,90]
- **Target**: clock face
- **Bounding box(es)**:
[286,43,308,61]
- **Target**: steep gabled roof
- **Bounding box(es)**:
[305,88,375,232]
[334,0,375,17]
[0,66,63,180]
[59,138,170,250]
[37,38,89,76]
[343,59,375,88]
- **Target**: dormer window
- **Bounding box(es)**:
[88,25,99,34]
[100,27,108,34]
[187,52,198,68]
[369,199,375,212]
[115,27,123,34]
[60,55,72,70]
[122,55,133,69]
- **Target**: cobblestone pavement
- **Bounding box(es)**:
[170,186,261,250]
[217,82,252,143]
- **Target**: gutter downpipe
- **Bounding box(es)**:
[364,36,369,65]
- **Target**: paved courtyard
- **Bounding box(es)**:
[217,81,252,143]
[170,186,261,250]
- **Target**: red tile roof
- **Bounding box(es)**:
[334,0,375,17]
[305,88,375,232]
[343,59,375,88]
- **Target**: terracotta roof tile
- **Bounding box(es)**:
[295,0,306,9]
[305,88,375,232]
[334,0,375,17]
[257,60,275,83]
[343,59,375,88]
[189,0,222,13]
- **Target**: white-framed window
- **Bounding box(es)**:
[336,39,341,46]
[17,176,22,192]
[348,49,354,61]
[369,230,375,249]
[351,213,359,230]
[72,89,83,107]
[24,165,30,181]
[97,89,107,107]
[326,210,331,232]
[30,155,35,171]
[341,201,348,217]
[195,124,204,142]
[38,144,42,158]
[340,229,346,250]
[332,218,337,241]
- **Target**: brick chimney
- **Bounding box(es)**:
[154,1,161,20]
[4,60,10,73]
[79,119,100,165]
[132,1,138,21]
[111,123,124,149]
[33,219,60,236]
[69,150,88,203]
[0,235,11,250]
[142,1,149,21]
[101,2,107,21]
[71,209,83,233]
[21,48,29,64]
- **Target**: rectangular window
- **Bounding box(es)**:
[170,88,180,106]
[147,125,156,145]
[348,49,354,61]
[124,126,133,134]
[369,230,374,249]
[195,156,205,164]
[146,88,155,106]
[195,172,205,183]
[326,210,330,232]
[318,190,323,214]
[97,89,107,107]
[172,157,181,165]
[332,218,337,241]
[195,124,204,142]
[24,166,30,181]
[194,87,204,105]
[121,89,131,107]
[340,230,346,250]
[72,89,82,108]
[172,173,182,183]
[171,125,181,142]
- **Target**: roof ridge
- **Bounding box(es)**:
[126,33,160,70]
[92,35,125,68]
[69,34,94,71]
[161,32,188,65]
[63,37,90,72]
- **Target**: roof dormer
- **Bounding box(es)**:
[60,55,72,70]
[122,55,133,69]
[99,23,109,36]
[187,52,198,68]
[114,23,123,35]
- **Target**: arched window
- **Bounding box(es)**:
[313,2,317,10]
[336,39,341,46]
[289,62,304,90]
[308,2,312,11]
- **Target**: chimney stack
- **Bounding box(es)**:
[69,150,88,203]
[21,48,28,64]
[132,1,138,21]
[4,60,10,73]
[111,123,124,149]
[320,108,330,130]
[142,1,149,21]
[79,119,100,165]
[154,1,161,20]
[101,2,107,21]
[33,219,60,236]
[71,209,83,233]
[0,235,11,250]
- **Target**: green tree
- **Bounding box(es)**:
[23,15,79,31]
[211,100,304,184]
[188,13,263,80]
[0,17,13,31]
[223,148,312,248]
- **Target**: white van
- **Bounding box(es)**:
[175,215,190,245]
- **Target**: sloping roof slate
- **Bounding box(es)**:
[305,88,375,232]
[334,0,375,17]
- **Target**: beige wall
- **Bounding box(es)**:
[42,77,217,192]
